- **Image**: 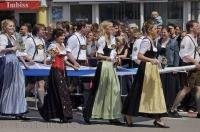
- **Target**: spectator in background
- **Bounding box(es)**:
[19,23,32,43]
[112,20,120,37]
[86,31,97,67]
[157,25,163,38]
[131,28,144,67]
[151,11,163,26]
[168,23,177,40]
[175,25,182,36]
[157,26,180,110]
[127,23,139,57]
[91,23,100,40]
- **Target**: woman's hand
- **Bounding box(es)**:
[11,46,18,52]
[106,57,111,61]
[72,65,79,71]
[150,59,159,65]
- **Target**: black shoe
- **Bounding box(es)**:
[109,119,123,125]
[168,111,182,118]
[84,118,91,124]
[197,113,200,118]
[124,117,134,127]
[15,115,30,121]
[153,121,170,128]
[60,118,72,123]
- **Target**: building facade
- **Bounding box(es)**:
[0,0,48,27]
[1,0,199,30]
[49,0,200,29]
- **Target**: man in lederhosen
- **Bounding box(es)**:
[24,24,47,108]
[66,21,90,109]
[168,20,200,118]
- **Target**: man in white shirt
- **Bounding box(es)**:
[169,20,200,118]
[131,36,144,66]
[19,23,32,43]
[66,21,90,109]
[24,24,46,107]
[66,21,88,67]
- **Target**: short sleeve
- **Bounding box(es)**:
[0,34,8,49]
[47,44,57,51]
[66,35,78,53]
[131,38,142,60]
[139,39,151,54]
[24,37,35,56]
[179,36,191,59]
[97,36,106,54]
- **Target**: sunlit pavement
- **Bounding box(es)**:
[0,98,199,132]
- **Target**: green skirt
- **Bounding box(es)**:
[91,61,122,119]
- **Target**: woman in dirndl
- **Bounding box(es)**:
[83,21,122,124]
[122,20,169,128]
[38,28,77,123]
[0,19,28,120]
[0,55,5,96]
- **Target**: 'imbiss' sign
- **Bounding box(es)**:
[0,0,40,10]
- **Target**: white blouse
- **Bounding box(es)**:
[0,34,16,56]
[47,43,67,61]
[96,35,116,55]
[139,38,157,54]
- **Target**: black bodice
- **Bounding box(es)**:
[103,42,113,57]
[5,36,14,55]
[143,38,157,59]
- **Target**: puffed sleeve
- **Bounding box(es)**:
[0,34,8,49]
[139,39,151,54]
[47,43,57,51]
[110,35,116,45]
[96,36,106,54]
[110,49,117,61]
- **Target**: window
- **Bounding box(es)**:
[167,2,183,19]
[99,3,140,24]
[70,5,92,23]
[52,6,63,22]
[125,3,140,20]
[191,1,200,20]
[144,2,167,22]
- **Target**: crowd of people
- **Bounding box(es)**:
[0,11,200,128]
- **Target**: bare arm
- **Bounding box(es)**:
[67,52,80,67]
[117,49,128,59]
[0,46,17,54]
[138,52,159,65]
[64,58,79,70]
[96,53,111,61]
[18,56,29,69]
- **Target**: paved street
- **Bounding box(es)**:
[0,105,199,132]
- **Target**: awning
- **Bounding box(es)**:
[53,0,168,3]
[0,0,40,10]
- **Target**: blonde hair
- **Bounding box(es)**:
[99,20,113,45]
[143,19,155,34]
[116,35,126,45]
[1,19,14,33]
[132,28,141,38]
